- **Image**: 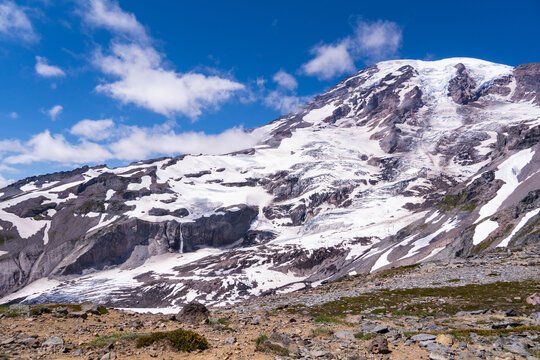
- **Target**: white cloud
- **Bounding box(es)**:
[0,139,23,154]
[95,43,245,118]
[45,105,63,121]
[70,119,115,141]
[0,1,38,43]
[1,123,262,166]
[84,0,147,41]
[302,41,355,80]
[8,112,18,119]
[80,0,245,119]
[301,19,402,80]
[272,70,298,91]
[3,130,113,165]
[351,20,402,61]
[264,91,310,114]
[109,126,261,161]
[35,56,66,77]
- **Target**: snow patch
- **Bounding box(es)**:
[497,209,540,247]
[476,148,535,223]
[473,219,499,245]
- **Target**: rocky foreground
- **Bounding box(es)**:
[1,246,539,360]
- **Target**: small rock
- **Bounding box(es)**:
[430,351,452,360]
[469,309,488,315]
[530,312,540,321]
[42,336,64,347]
[334,331,356,341]
[1,338,15,345]
[436,334,454,346]
[68,311,88,319]
[372,325,390,334]
[310,350,333,358]
[55,307,68,315]
[411,334,437,342]
[73,349,83,356]
[526,293,540,306]
[224,336,236,344]
[81,302,100,315]
[100,351,116,360]
[368,336,390,354]
[251,315,262,325]
[505,308,519,317]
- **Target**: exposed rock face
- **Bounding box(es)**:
[448,63,479,105]
[0,58,539,309]
[513,63,540,105]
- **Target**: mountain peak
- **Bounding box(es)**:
[1,57,539,310]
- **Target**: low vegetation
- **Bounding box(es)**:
[136,329,208,352]
[292,281,540,319]
[254,334,289,356]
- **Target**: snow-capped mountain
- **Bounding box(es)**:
[1,58,539,310]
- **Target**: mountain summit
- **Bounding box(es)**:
[1,58,539,309]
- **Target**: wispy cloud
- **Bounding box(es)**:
[301,19,402,80]
[45,105,63,121]
[83,0,148,42]
[35,56,66,77]
[264,91,310,114]
[8,112,18,119]
[272,70,298,91]
[260,70,310,114]
[351,20,402,61]
[0,1,38,43]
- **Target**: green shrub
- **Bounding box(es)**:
[97,305,108,315]
[354,332,374,340]
[312,327,333,337]
[136,329,208,352]
[254,334,289,356]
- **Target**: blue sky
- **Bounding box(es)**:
[0,0,539,186]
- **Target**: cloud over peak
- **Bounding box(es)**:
[302,41,355,80]
[301,19,402,80]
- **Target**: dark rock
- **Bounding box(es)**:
[67,311,88,319]
[505,308,519,317]
[176,302,209,324]
[372,325,390,334]
[368,335,390,354]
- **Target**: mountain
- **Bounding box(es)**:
[0,58,539,310]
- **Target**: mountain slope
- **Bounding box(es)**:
[0,58,539,309]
